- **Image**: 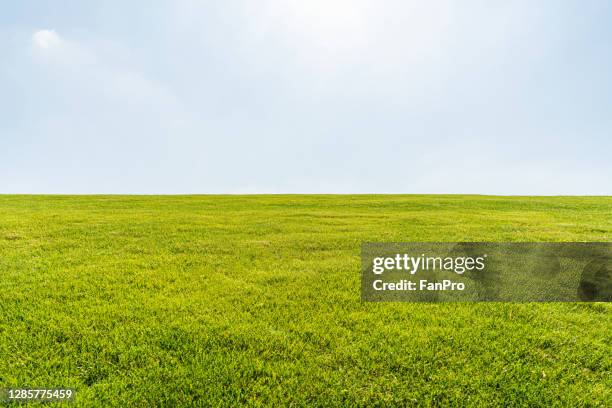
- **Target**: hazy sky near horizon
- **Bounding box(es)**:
[1,1,610,194]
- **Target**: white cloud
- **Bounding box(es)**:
[24,28,191,156]
[29,29,182,113]
[31,29,95,64]
[32,29,62,49]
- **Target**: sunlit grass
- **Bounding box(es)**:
[0,195,610,406]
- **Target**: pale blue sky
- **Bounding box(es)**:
[1,1,610,194]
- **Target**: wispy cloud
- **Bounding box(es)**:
[32,29,62,49]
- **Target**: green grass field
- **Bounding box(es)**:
[0,195,610,406]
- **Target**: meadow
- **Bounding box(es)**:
[0,195,610,406]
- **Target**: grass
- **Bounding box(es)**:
[0,195,610,406]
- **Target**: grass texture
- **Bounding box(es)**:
[0,195,610,406]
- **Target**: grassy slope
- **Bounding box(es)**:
[0,195,610,407]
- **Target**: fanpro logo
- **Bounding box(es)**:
[372,254,487,275]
